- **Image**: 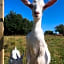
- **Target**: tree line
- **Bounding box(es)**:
[4,11,64,36]
[45,24,64,36]
[4,11,33,35]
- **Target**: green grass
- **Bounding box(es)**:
[4,35,64,64]
[4,36,26,64]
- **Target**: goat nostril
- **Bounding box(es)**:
[34,11,40,14]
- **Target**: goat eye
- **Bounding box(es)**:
[29,4,33,9]
[34,1,36,2]
[31,4,33,8]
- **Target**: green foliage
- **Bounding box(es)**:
[55,24,64,35]
[4,11,33,35]
[44,30,53,35]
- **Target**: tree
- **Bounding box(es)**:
[4,11,22,35]
[44,30,53,35]
[4,11,33,35]
[55,24,64,36]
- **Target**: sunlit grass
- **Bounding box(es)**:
[4,36,26,64]
[4,35,64,64]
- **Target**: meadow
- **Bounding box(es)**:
[4,35,64,64]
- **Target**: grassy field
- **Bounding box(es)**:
[4,35,64,64]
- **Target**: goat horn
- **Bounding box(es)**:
[21,0,33,9]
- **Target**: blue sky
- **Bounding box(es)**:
[5,0,64,32]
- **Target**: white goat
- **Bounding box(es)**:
[9,47,22,64]
[21,0,57,64]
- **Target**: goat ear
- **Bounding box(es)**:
[21,0,33,9]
